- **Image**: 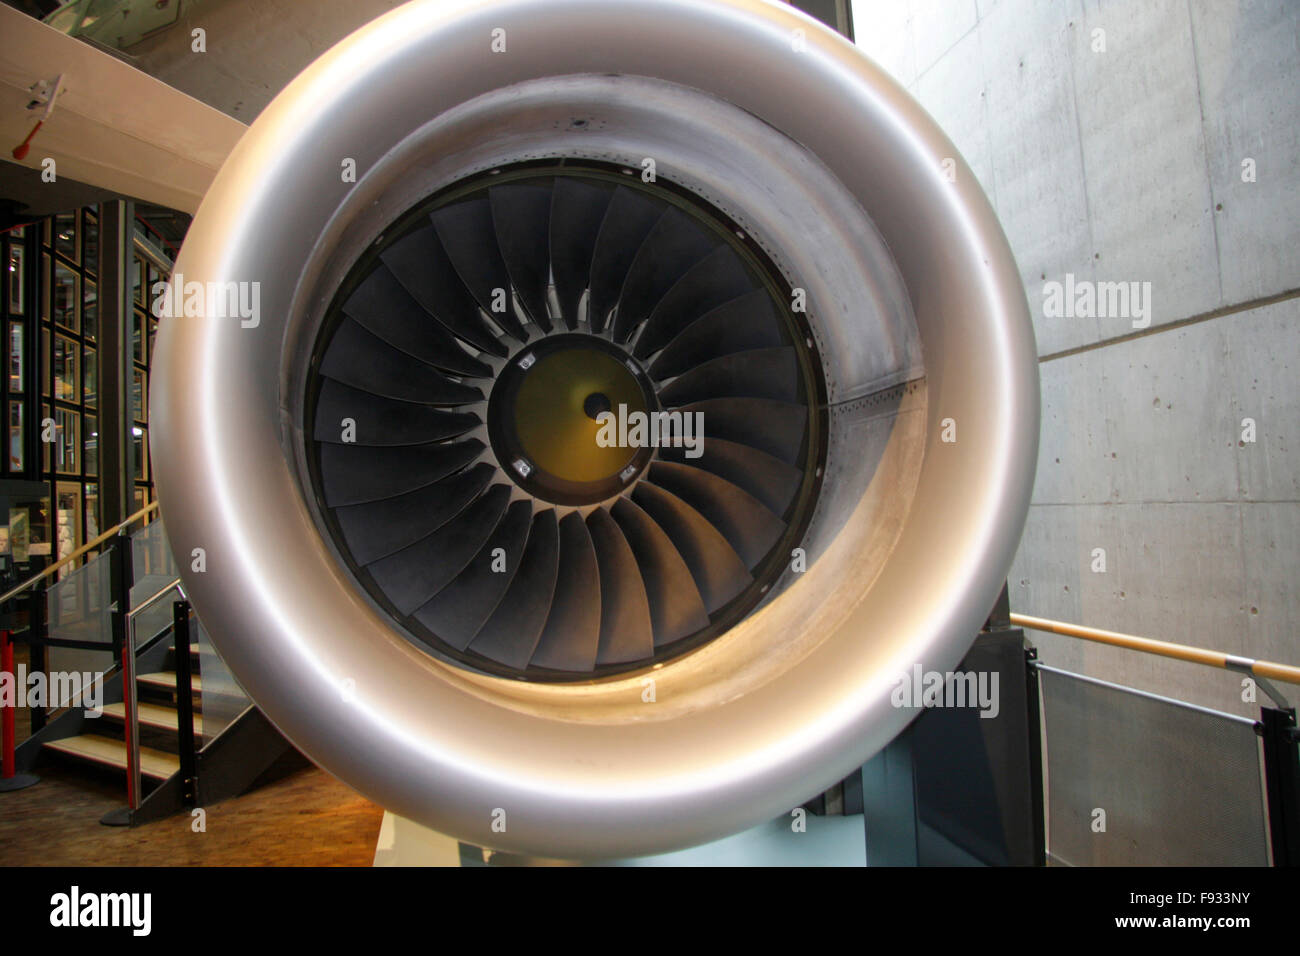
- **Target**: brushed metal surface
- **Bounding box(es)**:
[150,0,1038,858]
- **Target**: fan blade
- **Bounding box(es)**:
[367,484,511,615]
[633,245,757,360]
[657,437,803,517]
[320,318,484,406]
[490,181,554,332]
[631,482,750,613]
[431,198,527,341]
[647,290,785,380]
[586,508,654,666]
[469,510,560,669]
[319,439,483,507]
[658,348,800,406]
[332,463,494,566]
[587,187,664,333]
[646,461,786,569]
[313,379,479,446]
[342,266,491,377]
[550,177,614,329]
[530,513,602,673]
[611,206,717,344]
[381,224,508,357]
[414,500,533,651]
[611,497,710,646]
[678,396,807,465]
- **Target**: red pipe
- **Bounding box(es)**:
[1,629,14,780]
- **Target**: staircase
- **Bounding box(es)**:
[43,638,209,784]
[4,513,291,825]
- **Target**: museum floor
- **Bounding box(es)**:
[0,752,384,866]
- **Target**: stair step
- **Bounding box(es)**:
[138,671,205,693]
[43,734,179,779]
[101,701,204,734]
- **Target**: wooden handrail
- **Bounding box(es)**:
[0,500,160,606]
[1011,612,1300,687]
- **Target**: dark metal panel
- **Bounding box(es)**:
[96,200,132,528]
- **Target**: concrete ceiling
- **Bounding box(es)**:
[126,0,408,123]
[0,4,246,216]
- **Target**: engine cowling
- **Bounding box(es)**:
[151,0,1039,858]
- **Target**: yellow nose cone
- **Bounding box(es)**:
[513,348,647,482]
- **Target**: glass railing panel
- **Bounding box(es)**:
[129,517,178,642]
[193,617,250,744]
[44,547,115,697]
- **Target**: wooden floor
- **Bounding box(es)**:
[0,751,386,866]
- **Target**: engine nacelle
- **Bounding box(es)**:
[151,0,1038,858]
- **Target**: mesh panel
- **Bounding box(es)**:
[1039,665,1267,866]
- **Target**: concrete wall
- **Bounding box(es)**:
[852,0,1299,719]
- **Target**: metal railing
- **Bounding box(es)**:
[1010,610,1300,866]
[0,502,165,798]
[0,500,159,608]
[1011,612,1300,700]
[121,576,184,810]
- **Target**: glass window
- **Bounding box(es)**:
[133,425,147,480]
[40,329,49,397]
[54,213,78,264]
[6,244,23,314]
[83,346,96,408]
[55,407,78,473]
[132,308,144,362]
[147,315,157,360]
[84,412,97,476]
[83,212,98,275]
[133,486,145,515]
[53,261,78,332]
[56,482,81,564]
[8,323,22,392]
[54,335,78,403]
[132,369,146,423]
[84,483,99,541]
[132,256,143,306]
[41,403,50,472]
[8,402,22,472]
[83,277,97,336]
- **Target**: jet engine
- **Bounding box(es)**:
[150,0,1039,858]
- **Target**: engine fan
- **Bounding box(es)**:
[308,165,824,680]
